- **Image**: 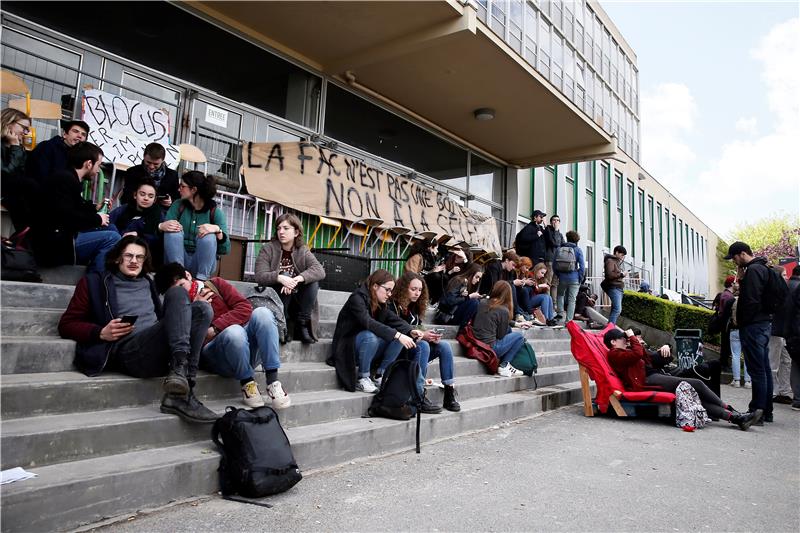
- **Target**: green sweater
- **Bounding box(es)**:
[164,199,230,255]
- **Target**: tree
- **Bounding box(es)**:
[730,213,800,263]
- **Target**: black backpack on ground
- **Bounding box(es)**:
[212,406,302,498]
[1,229,41,283]
[367,357,424,453]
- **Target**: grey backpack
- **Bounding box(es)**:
[246,285,290,344]
[554,245,577,273]
[674,381,710,429]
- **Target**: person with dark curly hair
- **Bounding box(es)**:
[160,171,229,280]
[383,272,460,412]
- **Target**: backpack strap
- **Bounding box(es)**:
[203,279,221,297]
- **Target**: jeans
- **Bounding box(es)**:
[768,336,792,396]
[163,231,218,280]
[418,340,455,385]
[606,287,623,324]
[492,331,525,365]
[111,286,212,379]
[201,307,281,380]
[740,321,773,415]
[528,293,555,320]
[450,298,479,327]
[729,329,751,383]
[355,330,402,378]
[75,230,121,273]
[557,282,580,321]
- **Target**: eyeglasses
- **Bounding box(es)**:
[379,284,393,294]
[121,253,146,263]
[15,121,31,133]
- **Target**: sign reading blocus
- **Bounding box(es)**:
[242,142,502,253]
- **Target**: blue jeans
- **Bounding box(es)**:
[729,329,751,383]
[201,307,281,380]
[75,230,121,273]
[163,231,218,280]
[606,287,623,324]
[528,293,555,320]
[557,282,580,321]
[740,321,773,415]
[418,340,455,386]
[451,298,479,327]
[493,331,525,365]
[355,330,403,378]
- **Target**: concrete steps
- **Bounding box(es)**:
[0,275,582,532]
[0,382,585,533]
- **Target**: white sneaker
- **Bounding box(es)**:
[729,379,741,388]
[266,380,291,409]
[497,363,524,378]
[744,382,752,389]
[356,377,378,393]
[241,380,266,408]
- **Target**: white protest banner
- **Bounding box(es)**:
[82,89,179,169]
[243,142,502,253]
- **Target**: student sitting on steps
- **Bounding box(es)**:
[435,263,484,327]
[384,271,460,412]
[328,269,416,393]
[472,281,530,378]
[155,262,290,410]
[58,235,216,423]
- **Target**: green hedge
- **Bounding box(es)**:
[621,291,720,345]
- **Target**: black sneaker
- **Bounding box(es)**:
[546,318,558,327]
[773,395,793,405]
[161,393,218,424]
[419,394,442,414]
[554,314,563,321]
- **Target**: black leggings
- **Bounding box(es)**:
[646,373,729,420]
[274,281,319,321]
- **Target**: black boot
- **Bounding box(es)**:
[161,390,218,424]
[297,318,316,344]
[729,409,762,431]
[443,385,461,412]
[419,392,443,414]
[163,352,189,396]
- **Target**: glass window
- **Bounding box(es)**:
[525,3,538,66]
[324,84,468,187]
[586,162,596,242]
[491,0,507,38]
[538,19,551,76]
[519,169,533,219]
[509,0,524,53]
[551,33,563,89]
[565,177,576,232]
[543,166,556,216]
[602,163,611,248]
[469,153,504,204]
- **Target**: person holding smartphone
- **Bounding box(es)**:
[436,264,484,327]
[385,271,460,412]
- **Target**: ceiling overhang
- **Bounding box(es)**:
[190,1,616,167]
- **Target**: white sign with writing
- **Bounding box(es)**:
[204,104,229,128]
[81,89,179,169]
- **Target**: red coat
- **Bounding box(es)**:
[204,277,253,335]
[607,335,649,391]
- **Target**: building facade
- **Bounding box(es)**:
[1,1,717,295]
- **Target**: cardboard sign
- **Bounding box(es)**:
[82,89,179,169]
[242,142,502,253]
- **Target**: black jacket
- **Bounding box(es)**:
[120,163,180,205]
[775,275,800,337]
[515,222,546,264]
[32,169,104,267]
[784,282,800,355]
[26,135,68,183]
[736,257,772,327]
[479,260,516,295]
[327,285,412,391]
[544,225,564,262]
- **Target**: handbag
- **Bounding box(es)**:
[455,323,499,374]
[1,228,41,282]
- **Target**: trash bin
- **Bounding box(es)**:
[674,329,703,372]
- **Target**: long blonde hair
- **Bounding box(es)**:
[533,262,552,284]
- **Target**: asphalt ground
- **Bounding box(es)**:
[96,385,799,533]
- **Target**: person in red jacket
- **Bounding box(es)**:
[604,328,761,430]
[155,263,289,409]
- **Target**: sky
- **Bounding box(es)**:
[599,0,799,240]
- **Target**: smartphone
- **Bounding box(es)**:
[432,328,445,334]
[120,315,138,325]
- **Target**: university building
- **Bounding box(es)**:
[1,0,718,296]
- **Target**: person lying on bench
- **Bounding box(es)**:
[604,328,761,430]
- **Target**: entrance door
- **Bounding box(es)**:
[189,97,243,190]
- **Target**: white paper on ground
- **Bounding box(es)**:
[1,467,37,485]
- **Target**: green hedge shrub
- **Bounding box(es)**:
[621,291,720,345]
